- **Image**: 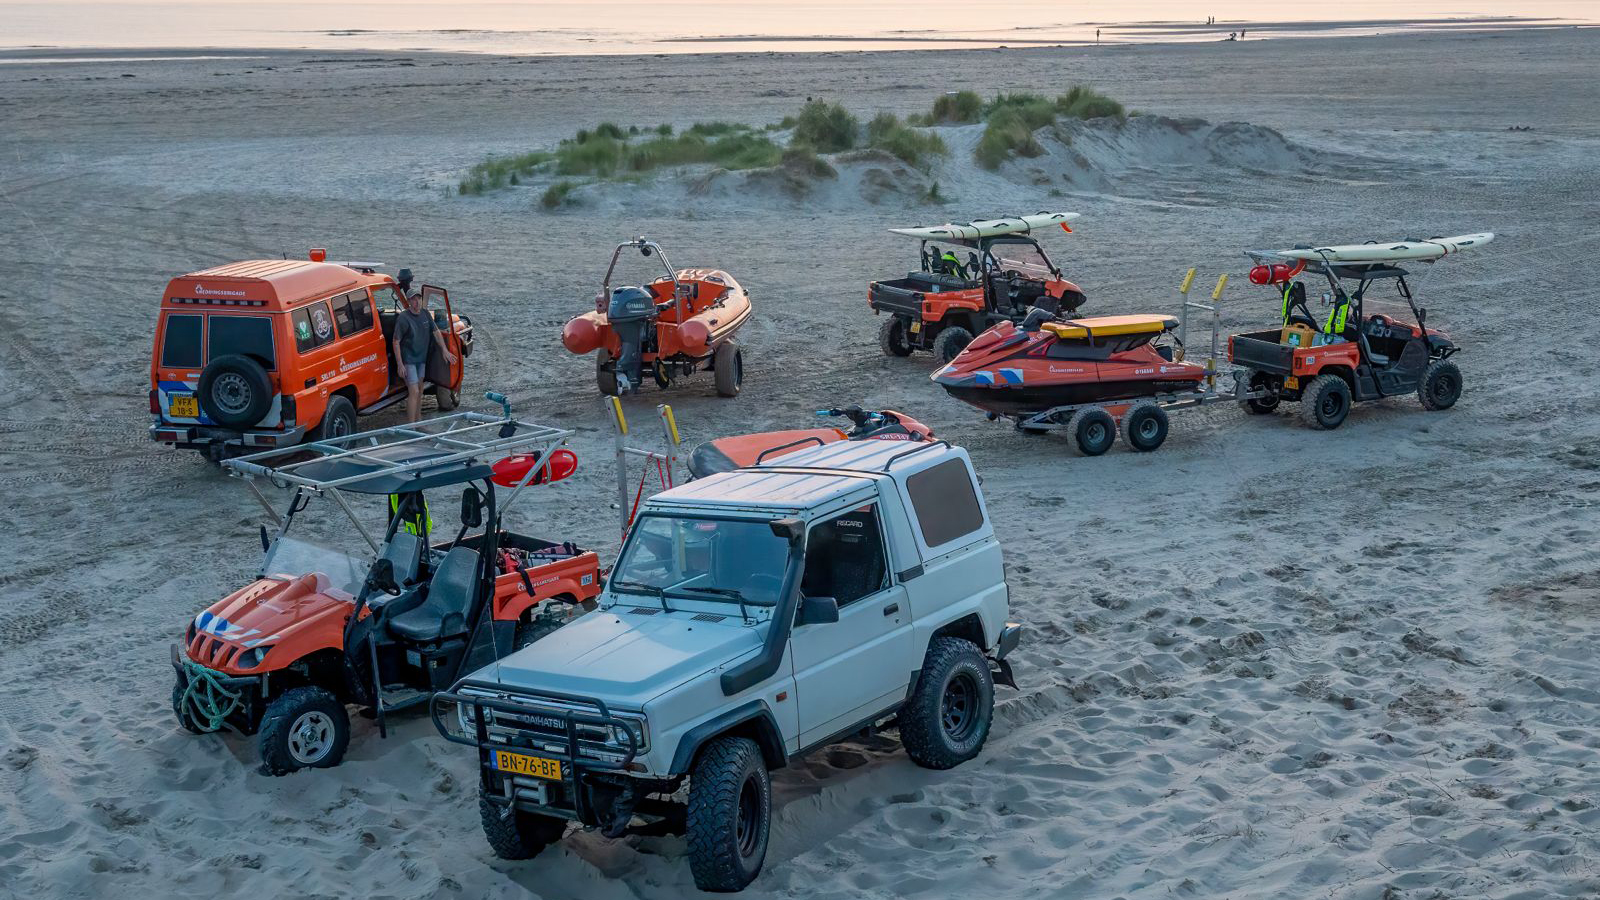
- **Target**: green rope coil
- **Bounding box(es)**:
[178,660,245,733]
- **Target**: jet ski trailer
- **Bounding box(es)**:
[935,270,1266,456]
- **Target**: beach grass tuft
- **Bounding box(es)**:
[866,112,948,170]
[792,100,858,153]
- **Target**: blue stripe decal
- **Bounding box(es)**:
[999,368,1024,385]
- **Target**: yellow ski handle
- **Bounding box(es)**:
[1179,267,1196,294]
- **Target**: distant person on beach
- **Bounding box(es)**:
[1241,29,1247,38]
[1096,29,1100,44]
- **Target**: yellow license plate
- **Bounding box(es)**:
[493,750,562,780]
[909,321,922,333]
[1284,376,1300,389]
[169,395,199,417]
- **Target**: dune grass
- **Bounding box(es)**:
[791,100,858,153]
[866,113,948,170]
[456,88,1123,199]
[456,150,554,195]
[973,84,1127,170]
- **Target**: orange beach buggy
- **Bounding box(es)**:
[149,250,472,461]
[171,400,600,775]
[870,213,1088,363]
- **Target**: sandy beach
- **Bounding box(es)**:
[2,25,1600,899]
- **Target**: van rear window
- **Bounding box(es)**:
[160,314,203,368]
[209,316,276,370]
[331,291,374,338]
[904,458,985,548]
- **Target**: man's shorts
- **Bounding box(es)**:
[401,362,426,385]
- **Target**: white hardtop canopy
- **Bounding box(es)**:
[890,212,1081,242]
[1259,232,1494,264]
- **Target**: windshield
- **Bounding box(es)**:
[611,515,790,607]
[261,536,371,599]
[989,241,1055,280]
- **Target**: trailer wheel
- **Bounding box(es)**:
[879,317,913,357]
[1122,402,1169,452]
[1419,359,1462,411]
[596,350,619,396]
[713,342,744,397]
[932,326,974,364]
[258,687,350,776]
[479,783,568,859]
[1066,407,1116,456]
[1241,371,1280,414]
[1300,374,1352,430]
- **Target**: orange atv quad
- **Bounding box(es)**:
[149,249,473,462]
[1230,232,1492,430]
[869,213,1087,363]
[686,405,934,478]
[171,395,600,775]
[562,237,753,397]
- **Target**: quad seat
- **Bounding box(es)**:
[1042,315,1178,340]
[389,546,479,643]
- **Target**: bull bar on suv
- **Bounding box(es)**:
[432,680,641,823]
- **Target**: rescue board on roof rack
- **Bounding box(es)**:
[889,212,1081,241]
[1266,233,1494,264]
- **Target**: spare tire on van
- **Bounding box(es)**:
[198,354,272,428]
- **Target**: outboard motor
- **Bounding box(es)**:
[607,286,657,393]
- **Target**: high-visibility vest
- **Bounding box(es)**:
[1323,294,1351,335]
[388,494,433,537]
[1280,284,1293,326]
[940,252,967,279]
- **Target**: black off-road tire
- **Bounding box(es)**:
[309,394,357,442]
[686,736,771,892]
[171,680,207,735]
[1300,373,1352,430]
[713,342,744,398]
[900,637,994,770]
[879,316,914,357]
[198,354,272,428]
[1241,370,1280,414]
[257,686,350,776]
[932,326,975,364]
[1121,402,1169,452]
[1066,407,1117,456]
[479,784,568,860]
[1419,359,1462,411]
[596,350,619,396]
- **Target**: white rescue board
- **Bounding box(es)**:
[891,212,1081,241]
[1274,232,1494,263]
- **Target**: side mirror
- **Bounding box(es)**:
[460,488,483,528]
[797,595,840,626]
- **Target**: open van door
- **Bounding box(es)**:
[421,285,465,394]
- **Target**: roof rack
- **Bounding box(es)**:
[224,410,572,494]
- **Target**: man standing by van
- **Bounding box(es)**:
[393,289,457,423]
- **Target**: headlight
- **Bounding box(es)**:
[612,715,649,752]
[236,645,273,669]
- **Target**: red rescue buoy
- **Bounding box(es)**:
[491,449,578,487]
[1249,260,1306,285]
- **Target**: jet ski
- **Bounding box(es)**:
[687,406,933,479]
[931,310,1207,419]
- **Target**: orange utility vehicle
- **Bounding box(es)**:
[1230,233,1491,430]
[171,397,599,775]
[149,250,472,461]
[869,213,1087,363]
[562,238,753,397]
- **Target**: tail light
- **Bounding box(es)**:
[149,389,160,414]
[280,394,296,426]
